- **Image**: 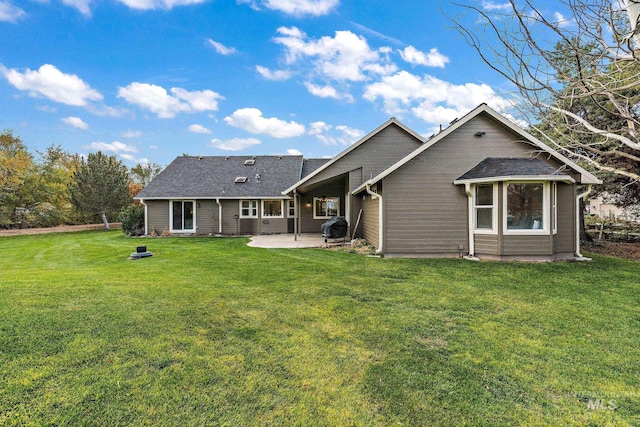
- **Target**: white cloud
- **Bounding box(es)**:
[286,148,303,155]
[481,1,510,11]
[363,70,511,125]
[239,0,338,16]
[399,46,449,68]
[62,116,89,130]
[188,123,212,134]
[62,0,93,16]
[308,121,364,145]
[0,1,26,22]
[207,39,237,55]
[273,26,395,82]
[256,65,292,81]
[117,82,224,118]
[121,129,142,138]
[304,82,353,102]
[224,108,305,138]
[553,11,573,28]
[116,0,206,10]
[335,125,364,145]
[1,64,103,107]
[209,137,261,151]
[119,153,149,164]
[89,141,138,153]
[308,121,332,135]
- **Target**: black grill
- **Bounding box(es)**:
[321,216,348,239]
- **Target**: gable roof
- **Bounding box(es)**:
[454,157,575,184]
[353,104,601,194]
[283,117,425,194]
[135,155,304,200]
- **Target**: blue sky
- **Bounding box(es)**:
[0,0,563,166]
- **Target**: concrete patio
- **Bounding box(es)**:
[247,233,344,249]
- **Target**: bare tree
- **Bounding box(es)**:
[447,0,640,188]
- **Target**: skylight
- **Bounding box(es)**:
[235,176,247,183]
[244,159,255,165]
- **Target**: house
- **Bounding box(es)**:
[588,194,640,222]
[136,104,601,261]
[135,155,328,236]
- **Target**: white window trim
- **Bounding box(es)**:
[473,183,498,235]
[239,200,258,218]
[262,199,284,218]
[170,200,196,233]
[503,181,549,235]
[287,199,296,218]
[313,197,340,219]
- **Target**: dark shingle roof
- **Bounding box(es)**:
[301,158,330,178]
[136,155,304,199]
[456,157,571,182]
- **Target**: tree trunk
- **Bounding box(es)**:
[579,199,592,242]
[101,211,110,230]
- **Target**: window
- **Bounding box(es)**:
[474,184,496,232]
[172,201,195,232]
[505,183,546,232]
[262,200,283,218]
[240,200,258,218]
[288,200,296,217]
[313,197,340,219]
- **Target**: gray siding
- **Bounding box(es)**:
[196,200,217,235]
[303,124,421,189]
[503,235,552,256]
[556,183,576,254]
[146,200,169,235]
[382,113,573,257]
[362,195,379,247]
[144,198,289,236]
[475,234,499,255]
[298,181,345,233]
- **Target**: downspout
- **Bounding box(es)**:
[140,199,148,235]
[575,184,593,260]
[293,190,298,241]
[216,198,223,235]
[463,183,478,260]
[365,182,384,255]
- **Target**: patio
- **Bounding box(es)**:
[247,233,344,249]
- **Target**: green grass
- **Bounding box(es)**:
[1,231,639,426]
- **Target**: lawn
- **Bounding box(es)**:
[1,231,639,426]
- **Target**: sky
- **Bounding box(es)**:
[0,0,566,167]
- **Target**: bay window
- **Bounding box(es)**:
[505,183,546,232]
[474,183,496,232]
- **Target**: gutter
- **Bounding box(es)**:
[140,199,148,235]
[216,198,223,234]
[575,184,593,260]
[365,182,384,254]
[462,184,479,260]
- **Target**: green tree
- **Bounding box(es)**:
[130,162,163,186]
[69,152,131,229]
[448,0,640,191]
[32,145,82,227]
[0,130,36,228]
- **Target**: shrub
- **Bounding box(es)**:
[118,204,145,236]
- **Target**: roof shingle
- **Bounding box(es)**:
[136,155,304,199]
